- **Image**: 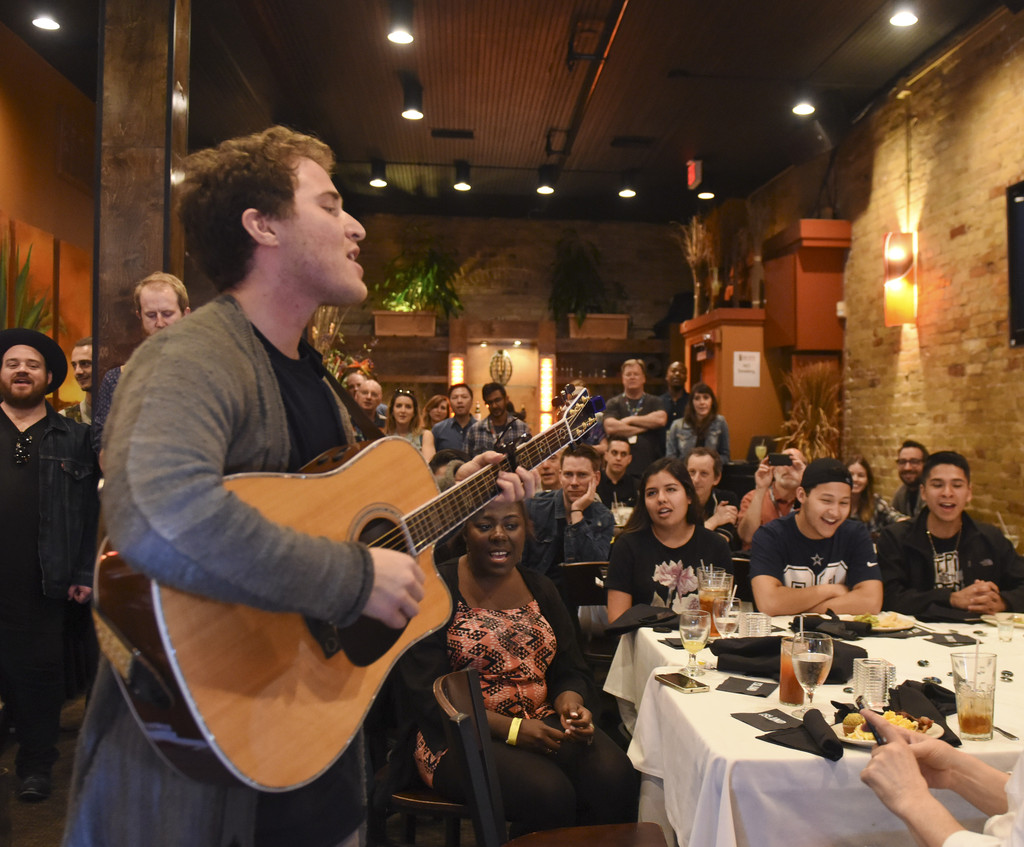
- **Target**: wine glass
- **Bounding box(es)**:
[790,633,833,717]
[712,597,740,638]
[755,443,768,461]
[678,610,711,677]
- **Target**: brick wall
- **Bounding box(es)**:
[339,214,690,339]
[752,9,1024,532]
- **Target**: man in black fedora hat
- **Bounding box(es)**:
[0,327,99,802]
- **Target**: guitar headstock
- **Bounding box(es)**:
[557,385,605,444]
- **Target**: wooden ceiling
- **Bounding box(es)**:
[1,0,1010,221]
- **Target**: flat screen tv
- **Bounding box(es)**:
[1008,179,1024,347]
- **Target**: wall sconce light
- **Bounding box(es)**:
[539,356,555,430]
[618,172,636,199]
[449,355,465,386]
[453,160,471,191]
[369,159,388,188]
[884,231,918,326]
[536,165,557,195]
[388,0,414,43]
[401,73,424,120]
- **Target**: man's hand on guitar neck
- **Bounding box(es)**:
[455,450,536,503]
[364,549,426,629]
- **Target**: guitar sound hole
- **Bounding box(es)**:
[305,517,410,666]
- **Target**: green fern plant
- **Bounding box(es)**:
[548,230,623,326]
[374,228,463,319]
[0,235,53,331]
[778,361,842,460]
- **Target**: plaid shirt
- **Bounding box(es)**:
[464,415,532,457]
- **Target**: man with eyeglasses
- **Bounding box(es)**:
[465,382,532,457]
[0,328,99,803]
[892,440,928,518]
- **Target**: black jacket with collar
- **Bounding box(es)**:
[877,508,1024,615]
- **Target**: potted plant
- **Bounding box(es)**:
[548,230,627,338]
[372,227,462,336]
[1,235,53,331]
[675,217,713,317]
[778,361,841,460]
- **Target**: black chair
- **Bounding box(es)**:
[731,553,756,607]
[558,561,618,667]
[433,668,667,847]
[381,768,469,847]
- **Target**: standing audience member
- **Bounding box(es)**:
[419,394,450,461]
[91,272,190,451]
[431,383,476,452]
[343,369,365,395]
[602,358,667,477]
[396,500,637,835]
[525,444,614,582]
[465,382,532,457]
[385,389,422,448]
[860,707,1023,846]
[597,435,639,509]
[687,447,740,549]
[606,457,733,622]
[877,451,1024,617]
[61,337,93,425]
[666,382,730,462]
[356,378,386,430]
[846,454,906,538]
[749,458,881,617]
[0,329,99,802]
[659,360,689,427]
[737,446,807,548]
[892,440,928,518]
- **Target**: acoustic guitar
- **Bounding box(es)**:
[93,388,601,791]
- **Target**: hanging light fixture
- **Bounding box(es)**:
[32,15,60,30]
[697,191,715,200]
[618,171,637,199]
[453,160,471,191]
[400,73,424,120]
[388,0,414,43]
[536,165,557,195]
[889,4,918,26]
[883,231,918,326]
[792,98,815,116]
[369,159,388,188]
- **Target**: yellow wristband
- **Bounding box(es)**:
[506,717,523,746]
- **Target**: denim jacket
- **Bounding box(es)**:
[37,403,100,596]
[524,490,614,581]
[666,414,730,462]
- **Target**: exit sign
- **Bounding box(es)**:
[687,159,702,190]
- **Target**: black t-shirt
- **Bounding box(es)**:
[598,471,640,509]
[0,412,65,631]
[606,525,733,606]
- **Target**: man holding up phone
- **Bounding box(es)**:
[737,447,807,548]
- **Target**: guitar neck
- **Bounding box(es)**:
[371,412,588,554]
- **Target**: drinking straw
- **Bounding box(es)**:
[799,613,805,638]
[974,639,980,688]
[728,585,737,606]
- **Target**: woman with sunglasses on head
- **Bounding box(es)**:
[606,456,732,622]
[395,500,637,834]
[385,388,423,449]
[419,394,450,462]
[665,381,730,463]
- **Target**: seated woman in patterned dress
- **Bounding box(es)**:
[395,500,637,834]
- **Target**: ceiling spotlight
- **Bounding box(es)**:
[32,15,60,30]
[369,159,388,188]
[536,165,557,195]
[388,0,414,43]
[792,99,816,116]
[697,191,715,200]
[453,160,471,191]
[890,5,918,26]
[401,73,424,120]
[618,172,637,199]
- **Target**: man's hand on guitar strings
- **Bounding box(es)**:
[455,451,536,503]
[364,549,425,628]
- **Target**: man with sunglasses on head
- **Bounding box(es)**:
[0,328,99,803]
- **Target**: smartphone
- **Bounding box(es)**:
[767,452,793,466]
[655,672,710,694]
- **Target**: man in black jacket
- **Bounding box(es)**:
[877,450,1024,616]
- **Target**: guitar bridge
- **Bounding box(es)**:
[304,617,345,659]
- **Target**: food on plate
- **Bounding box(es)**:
[844,709,934,740]
[852,611,906,629]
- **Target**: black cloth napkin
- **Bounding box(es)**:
[831,681,961,747]
[605,604,678,635]
[926,633,977,647]
[758,708,843,760]
[790,611,870,640]
[709,636,867,684]
[917,604,983,624]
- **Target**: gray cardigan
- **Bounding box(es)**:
[64,295,372,847]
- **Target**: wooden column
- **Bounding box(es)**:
[93,0,190,378]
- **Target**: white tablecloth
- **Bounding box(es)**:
[605,619,1024,847]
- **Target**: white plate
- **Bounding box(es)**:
[832,721,944,747]
[981,613,1024,629]
[839,612,915,633]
